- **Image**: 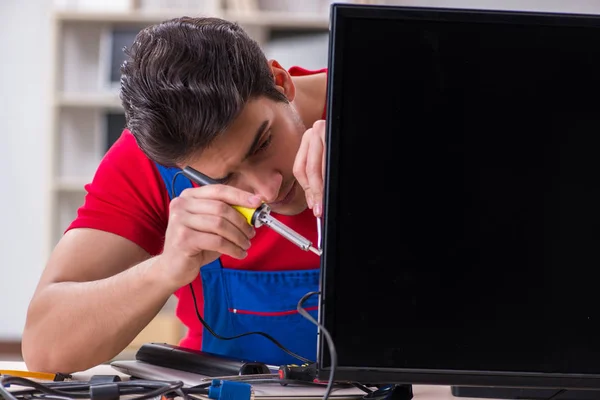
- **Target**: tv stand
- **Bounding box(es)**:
[451,386,599,399]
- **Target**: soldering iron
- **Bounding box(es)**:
[181,166,322,256]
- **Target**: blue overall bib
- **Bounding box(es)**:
[156,163,320,366]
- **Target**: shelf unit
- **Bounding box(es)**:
[48,0,383,357]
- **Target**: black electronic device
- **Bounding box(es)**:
[135,343,272,377]
[318,1,600,395]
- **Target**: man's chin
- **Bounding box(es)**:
[269,203,307,216]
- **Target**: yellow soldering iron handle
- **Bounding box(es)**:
[232,205,257,226]
[179,166,263,227]
[232,203,269,227]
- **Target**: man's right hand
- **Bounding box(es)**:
[22,184,262,373]
[159,184,262,288]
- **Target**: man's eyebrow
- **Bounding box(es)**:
[242,120,270,162]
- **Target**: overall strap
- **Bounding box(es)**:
[155,163,193,200]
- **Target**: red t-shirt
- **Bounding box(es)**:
[66,66,327,349]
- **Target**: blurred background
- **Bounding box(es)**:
[1,0,599,363]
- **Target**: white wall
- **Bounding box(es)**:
[0,0,52,339]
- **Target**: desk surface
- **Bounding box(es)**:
[0,361,490,400]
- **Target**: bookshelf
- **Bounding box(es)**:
[48,0,381,357]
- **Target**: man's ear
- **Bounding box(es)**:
[268,59,295,101]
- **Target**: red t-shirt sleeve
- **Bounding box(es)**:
[66,130,169,256]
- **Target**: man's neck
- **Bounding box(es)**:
[292,72,328,128]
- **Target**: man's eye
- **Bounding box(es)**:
[255,135,272,154]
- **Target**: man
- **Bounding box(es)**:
[22,16,329,373]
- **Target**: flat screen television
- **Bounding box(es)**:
[318,2,600,393]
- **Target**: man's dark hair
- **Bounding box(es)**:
[120,16,288,166]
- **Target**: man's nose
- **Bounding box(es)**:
[245,173,282,203]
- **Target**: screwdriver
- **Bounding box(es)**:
[0,370,71,382]
[181,166,322,256]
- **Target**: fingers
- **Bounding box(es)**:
[173,197,256,239]
[293,129,312,205]
[172,227,249,260]
[306,134,324,216]
[179,214,252,259]
[169,190,261,258]
[169,191,259,260]
[293,120,327,217]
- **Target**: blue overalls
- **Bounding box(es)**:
[156,163,320,366]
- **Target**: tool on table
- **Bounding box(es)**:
[277,363,317,384]
[0,370,71,382]
[135,343,272,377]
[182,166,322,256]
[277,363,319,386]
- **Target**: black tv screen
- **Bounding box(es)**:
[319,3,600,388]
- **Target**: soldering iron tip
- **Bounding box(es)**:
[309,246,323,256]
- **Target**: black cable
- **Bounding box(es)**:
[296,291,336,400]
[9,383,185,399]
[546,389,567,400]
[188,282,311,364]
[0,383,18,400]
[170,170,185,199]
[170,170,312,364]
[2,371,368,400]
[121,382,183,400]
[1,377,82,398]
[0,377,186,400]
[362,385,395,400]
[352,383,374,394]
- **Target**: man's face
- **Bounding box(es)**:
[187,96,308,216]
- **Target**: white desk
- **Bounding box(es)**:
[0,361,489,400]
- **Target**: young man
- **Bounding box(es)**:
[22,16,329,373]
